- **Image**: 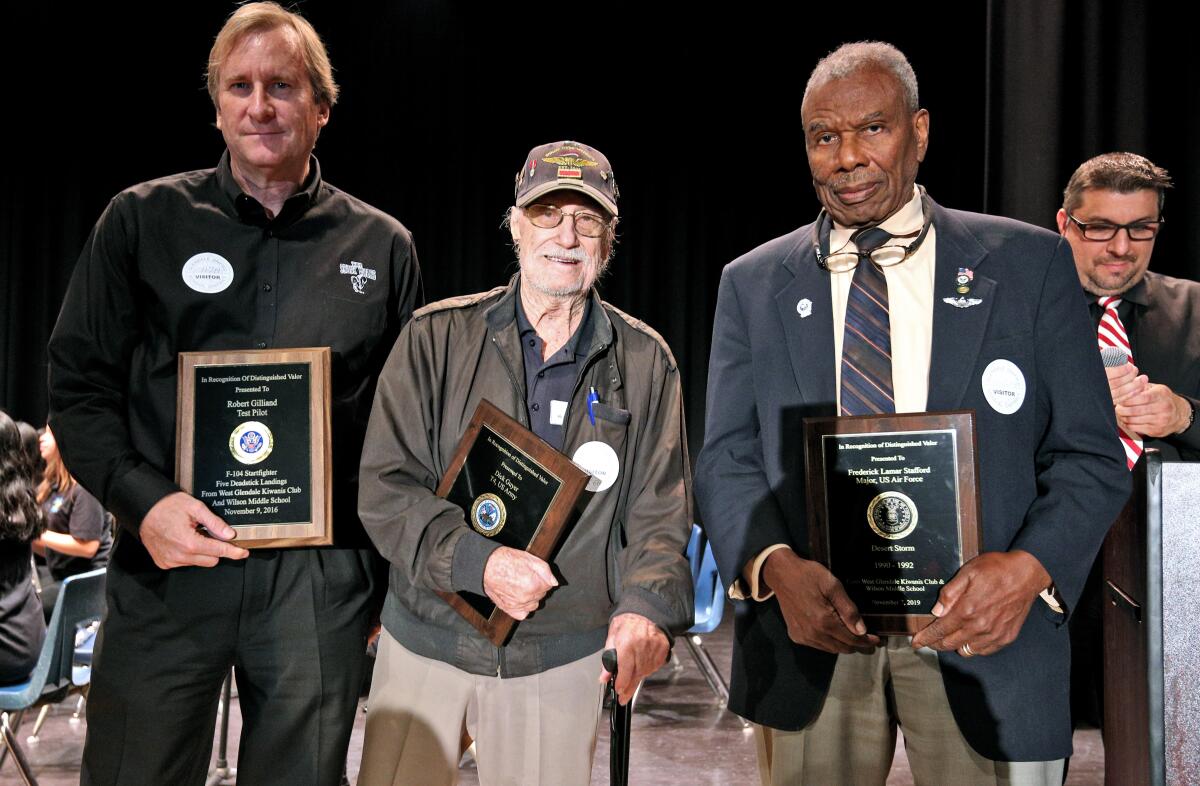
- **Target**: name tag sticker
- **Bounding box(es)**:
[182,252,234,294]
[549,399,568,426]
[571,441,619,492]
[981,359,1026,415]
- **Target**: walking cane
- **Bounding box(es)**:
[602,648,631,786]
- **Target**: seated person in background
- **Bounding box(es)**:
[0,410,46,684]
[15,421,44,479]
[33,424,112,618]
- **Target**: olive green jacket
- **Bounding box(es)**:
[359,277,694,677]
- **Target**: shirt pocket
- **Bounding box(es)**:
[321,295,387,378]
[591,402,631,425]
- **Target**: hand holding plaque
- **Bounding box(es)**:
[176,347,332,549]
[481,547,558,620]
[436,399,590,646]
[803,411,982,635]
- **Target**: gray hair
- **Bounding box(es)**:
[804,41,919,112]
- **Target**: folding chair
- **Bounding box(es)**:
[683,524,730,705]
[0,568,106,786]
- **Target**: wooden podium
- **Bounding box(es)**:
[1103,450,1200,786]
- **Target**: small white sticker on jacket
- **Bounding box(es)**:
[981,359,1025,415]
[182,252,234,293]
[571,441,619,492]
[549,400,568,426]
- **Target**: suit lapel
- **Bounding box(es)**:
[928,204,995,410]
[775,225,837,405]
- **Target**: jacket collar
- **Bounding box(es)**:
[484,273,614,354]
[926,200,994,410]
[773,193,996,410]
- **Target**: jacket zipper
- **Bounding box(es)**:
[487,333,611,677]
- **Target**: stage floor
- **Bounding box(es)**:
[1,617,1104,785]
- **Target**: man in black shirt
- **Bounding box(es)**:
[47,3,421,784]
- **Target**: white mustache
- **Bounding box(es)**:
[540,245,591,263]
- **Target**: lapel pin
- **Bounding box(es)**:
[955,267,974,295]
[796,298,813,318]
[942,296,983,309]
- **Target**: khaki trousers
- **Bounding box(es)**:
[359,630,605,786]
[756,637,1064,786]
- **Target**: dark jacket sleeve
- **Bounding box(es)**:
[611,343,695,635]
[358,315,499,596]
[47,195,179,534]
[1011,238,1131,617]
[694,263,795,591]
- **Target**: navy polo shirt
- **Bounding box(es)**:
[515,291,594,452]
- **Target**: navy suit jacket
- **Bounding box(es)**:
[694,197,1131,761]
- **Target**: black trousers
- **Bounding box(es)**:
[81,536,377,786]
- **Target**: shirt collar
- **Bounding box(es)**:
[831,184,925,247]
[215,150,323,227]
[1085,274,1150,308]
[514,279,594,360]
[1118,276,1149,307]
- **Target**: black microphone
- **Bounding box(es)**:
[1100,346,1129,368]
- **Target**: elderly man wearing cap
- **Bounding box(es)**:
[356,140,693,786]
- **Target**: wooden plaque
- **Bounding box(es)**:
[803,410,983,635]
[176,347,332,548]
[435,399,591,646]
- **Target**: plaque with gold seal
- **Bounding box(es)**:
[435,399,591,646]
[803,411,982,635]
[176,347,332,549]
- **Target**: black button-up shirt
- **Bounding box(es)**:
[48,152,422,545]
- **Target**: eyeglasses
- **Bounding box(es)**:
[813,188,935,274]
[1065,212,1163,242]
[524,204,612,238]
[817,228,925,273]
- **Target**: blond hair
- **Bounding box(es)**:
[206,2,339,108]
[36,427,74,506]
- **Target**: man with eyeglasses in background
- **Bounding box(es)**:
[696,41,1130,784]
[1056,152,1200,732]
[1057,153,1198,462]
[355,140,693,786]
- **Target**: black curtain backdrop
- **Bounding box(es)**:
[3,1,1196,459]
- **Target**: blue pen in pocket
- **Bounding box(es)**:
[587,387,599,426]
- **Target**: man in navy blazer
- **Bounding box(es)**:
[695,42,1130,784]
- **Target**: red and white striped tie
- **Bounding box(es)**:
[1097,296,1143,469]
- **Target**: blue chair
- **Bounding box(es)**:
[0,568,106,784]
[682,525,730,705]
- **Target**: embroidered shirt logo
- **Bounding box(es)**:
[338,260,377,294]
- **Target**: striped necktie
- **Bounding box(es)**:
[1097,296,1143,469]
[841,227,894,415]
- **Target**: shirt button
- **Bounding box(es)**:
[537,371,545,378]
[528,339,536,347]
[265,229,274,238]
[262,283,272,292]
[531,402,540,412]
[255,341,267,349]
